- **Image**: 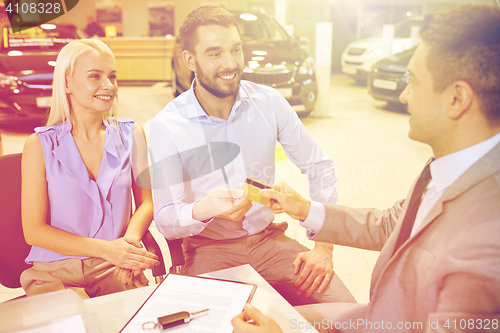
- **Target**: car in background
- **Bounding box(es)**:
[171,10,317,117]
[341,17,422,84]
[0,23,85,127]
[367,45,417,105]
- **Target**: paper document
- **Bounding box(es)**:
[121,274,256,333]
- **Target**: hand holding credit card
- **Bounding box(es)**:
[242,178,272,206]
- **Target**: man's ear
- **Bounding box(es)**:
[447,80,474,120]
[182,50,197,72]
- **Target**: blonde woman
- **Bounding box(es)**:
[20,39,159,298]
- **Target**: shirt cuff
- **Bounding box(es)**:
[179,202,211,228]
[299,200,325,237]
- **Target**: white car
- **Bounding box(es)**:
[341,17,422,83]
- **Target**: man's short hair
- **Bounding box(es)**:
[180,5,240,54]
[420,4,500,124]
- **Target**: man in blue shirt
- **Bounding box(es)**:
[149,5,354,305]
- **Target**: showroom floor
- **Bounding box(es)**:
[0,74,432,304]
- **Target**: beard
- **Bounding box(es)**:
[195,61,242,99]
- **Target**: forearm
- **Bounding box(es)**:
[124,201,154,243]
[314,241,333,253]
[192,197,214,221]
[24,223,109,259]
[274,93,338,205]
[26,222,159,269]
[155,202,207,239]
[311,200,403,251]
[308,160,338,204]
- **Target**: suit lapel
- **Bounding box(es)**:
[404,142,500,246]
[371,142,500,297]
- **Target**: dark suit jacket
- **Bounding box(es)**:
[312,142,500,332]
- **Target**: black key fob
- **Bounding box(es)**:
[158,311,191,329]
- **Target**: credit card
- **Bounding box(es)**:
[242,177,271,206]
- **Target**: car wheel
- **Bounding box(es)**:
[171,65,179,97]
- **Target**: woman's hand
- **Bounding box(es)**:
[100,237,159,270]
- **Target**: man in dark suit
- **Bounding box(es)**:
[232,4,500,332]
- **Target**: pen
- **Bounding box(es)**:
[221,167,236,208]
[157,309,210,329]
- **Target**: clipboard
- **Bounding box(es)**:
[120,273,257,332]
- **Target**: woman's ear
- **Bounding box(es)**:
[65,75,72,94]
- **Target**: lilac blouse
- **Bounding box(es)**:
[25,119,135,263]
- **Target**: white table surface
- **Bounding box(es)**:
[84,264,318,333]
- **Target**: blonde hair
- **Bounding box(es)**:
[46,39,118,126]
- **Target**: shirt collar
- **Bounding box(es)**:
[430,131,500,193]
[185,79,249,120]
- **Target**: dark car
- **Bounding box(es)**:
[367,45,417,104]
[171,11,317,117]
[0,23,84,127]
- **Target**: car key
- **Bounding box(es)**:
[142,309,210,330]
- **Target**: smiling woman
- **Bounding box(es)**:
[47,39,118,126]
[19,39,159,299]
[64,49,117,118]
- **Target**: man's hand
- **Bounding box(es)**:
[232,304,283,333]
[293,242,334,298]
[218,197,253,221]
[193,187,251,221]
[260,182,311,221]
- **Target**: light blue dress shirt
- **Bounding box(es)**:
[150,80,338,240]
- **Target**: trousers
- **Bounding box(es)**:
[182,222,356,306]
[20,257,140,299]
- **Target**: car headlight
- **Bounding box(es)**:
[0,73,19,91]
[369,48,384,57]
[369,45,406,58]
[298,56,315,75]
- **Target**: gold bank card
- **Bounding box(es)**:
[242,178,271,206]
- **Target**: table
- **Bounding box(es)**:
[84,264,318,333]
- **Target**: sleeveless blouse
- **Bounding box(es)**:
[25,119,135,263]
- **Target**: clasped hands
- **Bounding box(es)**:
[103,236,160,287]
